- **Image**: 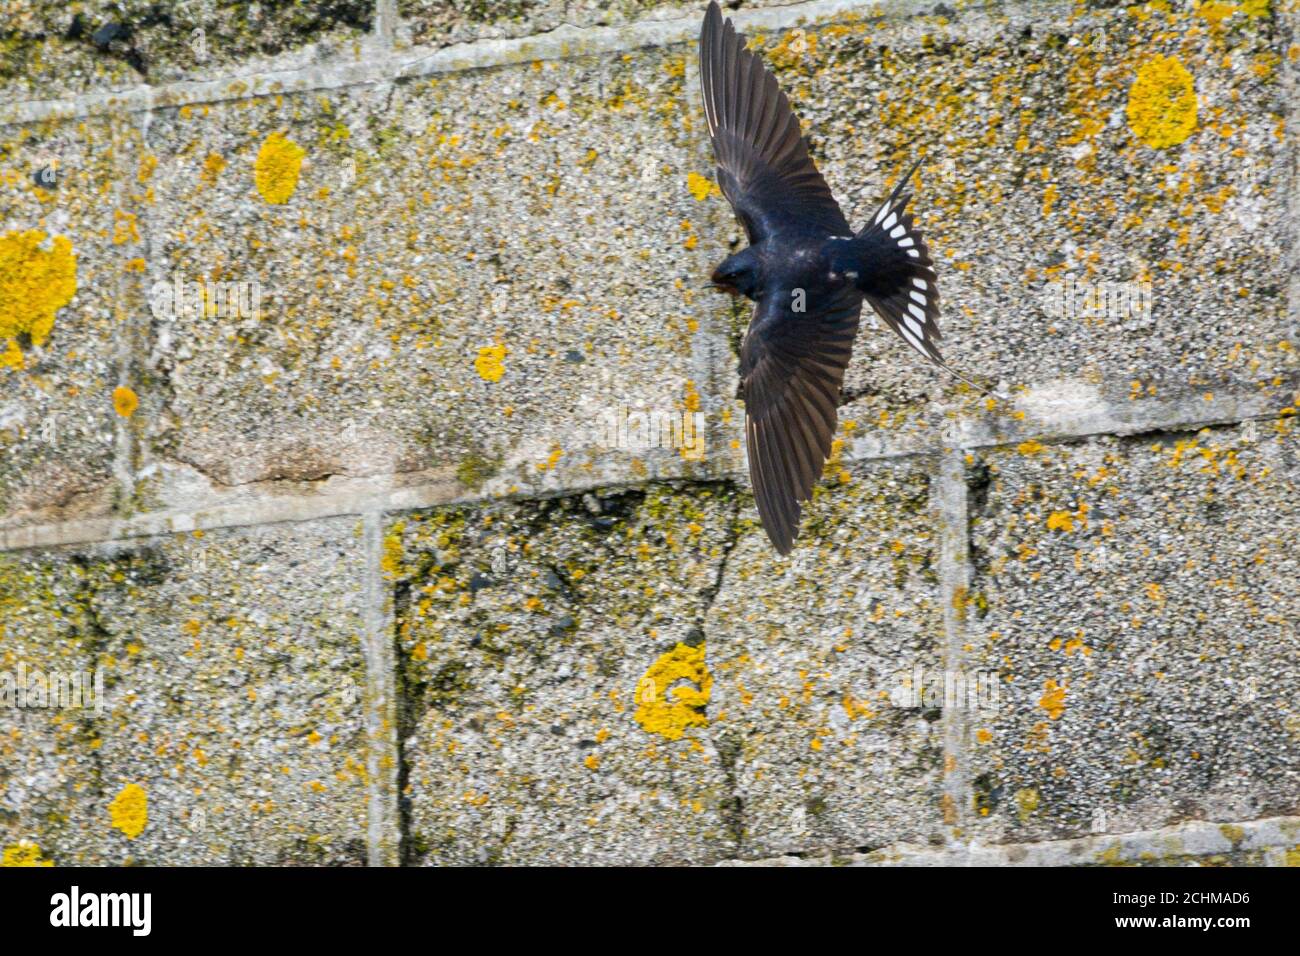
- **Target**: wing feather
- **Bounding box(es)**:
[740,287,862,554]
[699,2,849,243]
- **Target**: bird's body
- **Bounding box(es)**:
[699,0,962,554]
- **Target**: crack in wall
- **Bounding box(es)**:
[697,488,745,852]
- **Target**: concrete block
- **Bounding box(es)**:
[0,115,145,528]
[964,420,1300,842]
[0,0,372,101]
[0,517,370,864]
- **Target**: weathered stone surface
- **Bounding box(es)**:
[0,0,371,100]
[964,420,1300,843]
[133,45,727,514]
[0,518,369,865]
[393,483,739,865]
[396,0,791,49]
[722,813,1300,866]
[396,456,947,863]
[0,114,145,528]
[1,0,1298,869]
[703,456,948,857]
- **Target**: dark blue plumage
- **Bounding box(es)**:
[700,0,958,554]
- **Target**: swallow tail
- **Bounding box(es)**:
[848,158,944,366]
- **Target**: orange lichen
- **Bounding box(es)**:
[112,386,139,418]
[1046,510,1075,532]
[686,172,720,201]
[112,210,140,245]
[1038,680,1067,721]
[201,153,227,186]
[254,132,306,204]
[474,344,507,382]
[1126,55,1197,149]
[381,524,405,579]
[1,840,52,866]
[0,230,77,363]
[633,643,712,741]
[108,783,148,839]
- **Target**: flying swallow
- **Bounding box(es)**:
[700,0,966,554]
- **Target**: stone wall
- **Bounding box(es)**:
[1,0,1297,866]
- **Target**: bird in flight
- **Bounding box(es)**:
[700,0,962,555]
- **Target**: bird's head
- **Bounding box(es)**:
[709,248,760,300]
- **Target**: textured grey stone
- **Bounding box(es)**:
[395,456,950,863]
[0,114,144,529]
[964,422,1300,843]
[0,0,372,101]
[0,518,369,865]
[397,0,794,49]
[130,44,728,516]
[706,0,1299,456]
[0,0,1297,868]
[720,813,1300,866]
[394,483,739,865]
[703,457,948,857]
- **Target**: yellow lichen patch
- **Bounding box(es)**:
[1,338,24,370]
[1199,0,1270,21]
[381,524,405,579]
[1045,510,1074,532]
[201,153,227,186]
[535,446,563,472]
[682,379,700,412]
[1,840,52,866]
[1038,679,1066,721]
[686,172,720,201]
[474,343,507,382]
[0,230,77,363]
[1041,183,1059,217]
[633,643,712,741]
[254,132,306,204]
[1014,787,1040,822]
[1126,55,1197,150]
[112,386,139,419]
[108,783,148,839]
[112,210,140,246]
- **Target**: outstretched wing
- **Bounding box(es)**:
[699,1,849,243]
[741,285,862,555]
